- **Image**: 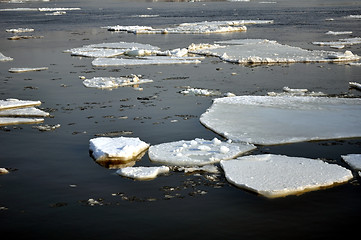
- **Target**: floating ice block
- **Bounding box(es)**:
[341,154,361,171]
[221,154,353,198]
[116,166,170,180]
[0,99,41,110]
[200,96,361,145]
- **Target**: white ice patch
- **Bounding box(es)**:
[9,67,48,73]
[82,75,153,89]
[221,154,353,198]
[92,56,202,67]
[0,99,41,110]
[105,19,272,34]
[0,168,9,175]
[325,31,352,35]
[148,138,256,166]
[180,87,221,96]
[313,37,361,47]
[349,82,361,91]
[0,117,44,125]
[0,107,49,117]
[190,39,360,64]
[342,154,361,172]
[200,96,361,145]
[177,165,219,174]
[0,52,13,62]
[6,28,34,33]
[116,166,170,180]
[89,137,150,162]
[267,86,326,97]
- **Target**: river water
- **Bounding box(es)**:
[0,0,361,239]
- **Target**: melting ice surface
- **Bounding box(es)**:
[221,154,353,198]
[89,137,150,162]
[190,39,360,64]
[148,138,256,166]
[116,166,170,180]
[200,96,361,145]
[82,75,153,89]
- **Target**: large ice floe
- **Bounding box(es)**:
[89,137,150,163]
[82,75,153,89]
[0,99,48,125]
[221,154,353,198]
[189,39,360,64]
[105,20,272,34]
[148,138,256,166]
[116,166,170,180]
[200,96,361,145]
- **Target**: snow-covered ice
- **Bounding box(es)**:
[116,166,170,180]
[92,56,202,67]
[325,31,352,35]
[89,137,150,162]
[200,96,361,145]
[82,75,153,89]
[342,154,361,172]
[0,117,44,125]
[6,28,34,33]
[0,107,49,117]
[9,67,48,73]
[0,52,13,62]
[0,99,41,110]
[148,138,256,166]
[221,154,353,198]
[190,39,360,64]
[105,19,272,34]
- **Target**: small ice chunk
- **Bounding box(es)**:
[38,8,81,11]
[178,165,219,174]
[32,124,61,131]
[148,138,256,166]
[89,137,150,162]
[325,31,352,35]
[341,154,361,171]
[0,52,13,62]
[116,166,170,180]
[9,67,48,73]
[180,87,221,96]
[221,154,353,198]
[200,95,361,145]
[82,76,153,89]
[6,28,34,33]
[283,86,308,93]
[0,168,9,175]
[349,82,361,91]
[0,99,41,111]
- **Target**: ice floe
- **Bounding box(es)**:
[0,168,9,175]
[9,67,48,73]
[267,86,326,97]
[89,137,150,162]
[349,82,361,91]
[82,75,153,89]
[92,56,202,67]
[0,7,80,12]
[177,165,219,174]
[8,35,43,40]
[180,87,222,96]
[0,52,13,62]
[148,138,256,166]
[200,96,361,145]
[345,15,361,19]
[342,154,361,173]
[325,31,352,35]
[313,37,361,49]
[6,28,34,33]
[116,166,170,180]
[105,19,272,34]
[221,154,353,198]
[190,39,360,64]
[0,99,48,126]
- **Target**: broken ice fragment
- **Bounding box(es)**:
[9,67,48,73]
[200,96,361,145]
[0,99,41,110]
[92,56,202,67]
[0,168,9,175]
[341,154,361,172]
[349,82,361,91]
[177,165,219,174]
[6,28,34,33]
[148,138,256,166]
[221,154,353,198]
[0,52,13,62]
[190,39,360,64]
[32,124,61,131]
[0,117,44,125]
[180,87,221,96]
[89,137,150,162]
[325,31,352,35]
[0,107,49,117]
[313,37,361,47]
[116,166,170,180]
[82,76,153,89]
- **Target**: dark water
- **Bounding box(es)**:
[0,0,361,239]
